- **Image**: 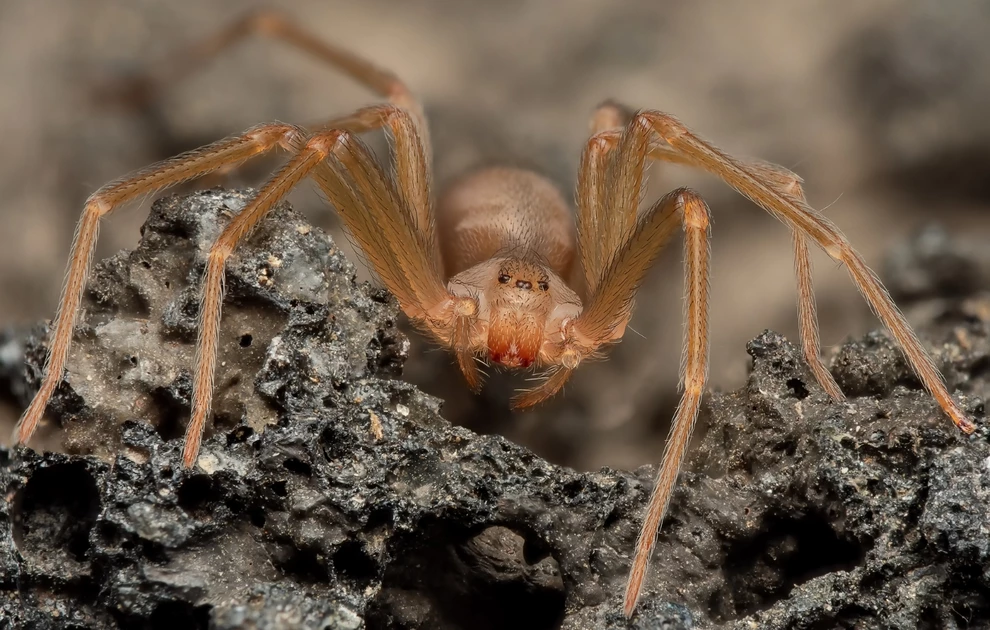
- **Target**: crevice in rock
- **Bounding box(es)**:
[370,520,565,630]
[715,512,869,620]
[12,461,100,563]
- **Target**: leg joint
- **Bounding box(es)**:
[629,111,656,138]
[585,131,620,156]
[84,194,112,219]
[669,187,711,231]
[307,129,351,157]
[242,9,293,36]
[247,123,307,152]
[638,110,686,144]
[208,241,234,264]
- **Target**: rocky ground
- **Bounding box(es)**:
[1,190,989,629]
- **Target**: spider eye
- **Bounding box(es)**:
[537,279,549,291]
[498,273,511,284]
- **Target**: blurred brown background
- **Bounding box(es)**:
[2,0,990,473]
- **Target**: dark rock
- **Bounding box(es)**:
[1,189,988,629]
[0,327,30,410]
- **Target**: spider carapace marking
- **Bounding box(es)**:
[11,10,977,620]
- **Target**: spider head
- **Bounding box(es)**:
[448,257,581,370]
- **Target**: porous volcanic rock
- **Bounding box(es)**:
[1,190,988,629]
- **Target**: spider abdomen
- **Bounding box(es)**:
[436,166,575,280]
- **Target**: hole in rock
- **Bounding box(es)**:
[368,520,565,630]
[786,378,809,400]
[333,540,378,583]
[148,600,211,630]
[714,512,869,620]
[282,457,312,477]
[177,474,222,516]
[13,462,100,562]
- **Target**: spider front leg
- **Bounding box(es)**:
[185,106,480,467]
[617,190,711,618]
[578,112,844,402]
[12,123,304,447]
[183,120,458,466]
[558,182,713,617]
[570,120,715,615]
[518,109,715,615]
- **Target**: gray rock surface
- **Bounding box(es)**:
[1,189,988,629]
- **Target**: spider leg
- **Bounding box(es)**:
[307,104,432,245]
[572,127,714,611]
[569,107,719,609]
[185,127,455,467]
[576,100,650,298]
[724,158,845,401]
[574,118,685,344]
[792,231,845,400]
[308,130,451,325]
[96,10,427,132]
[186,137,329,468]
[642,146,844,398]
[630,109,973,434]
[578,124,840,400]
[12,123,303,448]
[623,189,711,618]
[575,125,615,294]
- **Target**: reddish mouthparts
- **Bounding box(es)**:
[489,349,534,369]
[488,314,539,368]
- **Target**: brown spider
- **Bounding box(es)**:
[11,11,976,618]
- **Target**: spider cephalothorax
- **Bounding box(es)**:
[447,254,581,369]
[12,10,976,618]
